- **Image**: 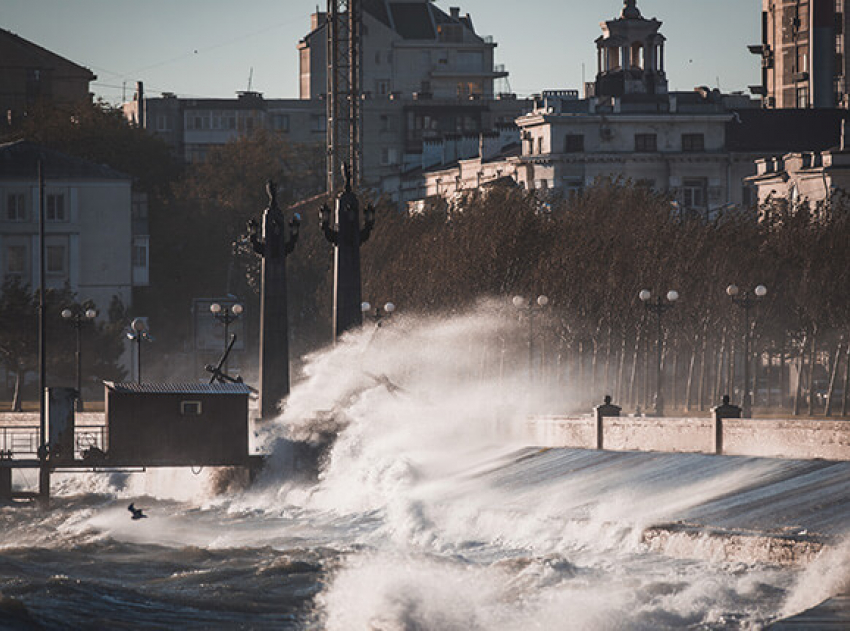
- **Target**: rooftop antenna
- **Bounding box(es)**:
[247,67,254,92]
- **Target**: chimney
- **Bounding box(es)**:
[136,81,145,128]
[450,7,460,19]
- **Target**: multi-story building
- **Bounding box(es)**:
[749,0,849,108]
[0,140,143,309]
[0,27,96,127]
[125,1,530,198]
[123,88,325,164]
[404,0,850,214]
[298,0,527,189]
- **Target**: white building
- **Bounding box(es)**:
[748,141,850,211]
[0,140,142,311]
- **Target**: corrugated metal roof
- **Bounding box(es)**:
[104,382,253,395]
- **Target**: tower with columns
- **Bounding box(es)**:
[594,0,668,99]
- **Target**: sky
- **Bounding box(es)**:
[2,0,761,104]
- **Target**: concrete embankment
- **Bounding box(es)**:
[525,414,850,461]
[497,444,850,628]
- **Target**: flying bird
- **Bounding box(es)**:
[128,503,147,520]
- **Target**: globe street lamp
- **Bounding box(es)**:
[126,318,151,384]
[361,301,395,326]
[727,284,767,418]
[513,294,549,381]
[61,305,97,411]
[210,301,243,373]
[639,289,679,416]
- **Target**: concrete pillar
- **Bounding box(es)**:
[593,395,621,450]
[249,182,300,420]
[0,467,11,501]
[711,394,741,455]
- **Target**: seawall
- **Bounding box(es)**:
[525,415,850,461]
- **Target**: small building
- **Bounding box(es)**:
[104,382,252,467]
[0,27,96,128]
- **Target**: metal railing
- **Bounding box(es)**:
[0,426,108,459]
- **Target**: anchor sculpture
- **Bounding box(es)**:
[205,333,258,393]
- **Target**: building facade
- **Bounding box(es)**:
[748,141,850,209]
[123,89,325,165]
[402,0,850,214]
[124,1,530,197]
[749,0,849,108]
[0,141,142,311]
[0,27,96,127]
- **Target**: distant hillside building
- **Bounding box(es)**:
[0,27,96,127]
[749,0,849,108]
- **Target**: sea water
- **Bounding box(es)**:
[1,305,848,630]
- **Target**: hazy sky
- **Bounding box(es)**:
[2,0,761,104]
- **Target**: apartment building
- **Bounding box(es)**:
[749,0,849,108]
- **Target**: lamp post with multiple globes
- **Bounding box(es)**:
[60,305,97,410]
[639,289,679,416]
[512,294,549,382]
[726,284,768,417]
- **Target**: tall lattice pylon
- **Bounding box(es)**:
[326,0,362,194]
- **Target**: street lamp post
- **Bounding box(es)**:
[639,289,679,416]
[126,318,151,384]
[726,284,767,418]
[61,305,97,411]
[512,294,549,381]
[210,301,243,372]
[361,301,395,326]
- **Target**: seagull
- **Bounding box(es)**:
[128,503,147,520]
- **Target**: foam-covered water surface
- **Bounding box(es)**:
[2,307,848,629]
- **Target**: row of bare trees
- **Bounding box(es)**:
[358,182,850,415]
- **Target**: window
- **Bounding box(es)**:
[380,147,398,166]
[536,137,544,154]
[155,115,171,132]
[132,236,150,286]
[564,134,584,153]
[132,237,148,269]
[682,133,705,152]
[5,245,27,277]
[564,179,583,201]
[6,193,26,221]
[46,194,66,221]
[682,178,707,208]
[180,401,203,416]
[272,114,290,132]
[311,115,326,133]
[46,244,67,275]
[376,80,390,96]
[635,133,657,152]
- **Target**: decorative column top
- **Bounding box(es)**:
[621,0,642,19]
